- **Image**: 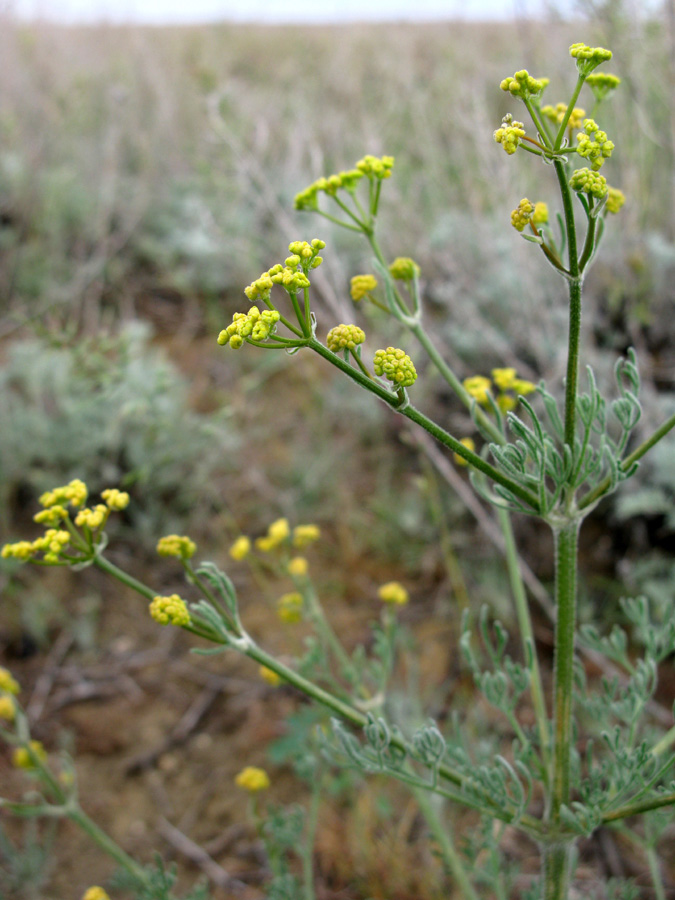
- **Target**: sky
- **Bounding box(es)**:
[8,0,579,25]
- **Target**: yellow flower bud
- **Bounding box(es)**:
[350,274,378,301]
[293,524,321,548]
[101,488,130,510]
[82,888,111,900]
[453,437,476,467]
[288,556,309,577]
[235,766,270,792]
[378,582,409,605]
[156,534,197,560]
[277,592,304,623]
[0,667,20,695]
[259,666,282,687]
[13,740,47,770]
[229,536,251,560]
[149,595,191,627]
[0,695,16,721]
[463,375,492,405]
[491,368,517,390]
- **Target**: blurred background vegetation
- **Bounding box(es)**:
[0,1,674,897]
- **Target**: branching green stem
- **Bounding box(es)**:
[578,412,675,510]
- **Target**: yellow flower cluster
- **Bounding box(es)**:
[569,42,612,64]
[156,534,197,559]
[293,524,320,548]
[388,257,420,280]
[453,437,476,467]
[294,156,393,210]
[0,667,20,695]
[541,103,586,131]
[378,582,409,605]
[229,535,251,560]
[500,69,546,99]
[277,592,304,623]
[82,888,111,900]
[464,370,536,412]
[576,118,614,170]
[149,594,191,627]
[75,504,109,530]
[256,518,291,552]
[101,488,130,510]
[327,324,366,353]
[39,478,88,509]
[356,154,395,179]
[510,198,535,232]
[350,274,378,301]
[463,375,492,405]
[13,740,47,770]
[494,116,526,155]
[606,187,626,214]
[586,72,621,101]
[235,766,270,792]
[2,528,71,564]
[217,306,281,350]
[570,167,608,199]
[373,347,417,387]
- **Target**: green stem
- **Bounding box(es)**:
[542,842,574,900]
[497,507,550,778]
[303,583,357,680]
[349,347,374,379]
[577,196,597,272]
[523,97,553,150]
[578,412,675,510]
[315,208,364,233]
[68,806,151,887]
[550,520,579,824]
[553,159,582,453]
[412,787,481,900]
[650,723,675,758]
[307,337,540,511]
[554,75,585,150]
[409,322,505,445]
[601,791,675,824]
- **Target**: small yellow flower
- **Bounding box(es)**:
[350,274,378,301]
[463,375,492,405]
[512,378,537,395]
[0,695,16,721]
[235,766,270,792]
[606,187,626,214]
[288,556,309,577]
[277,592,304,623]
[259,666,282,687]
[378,582,409,605]
[149,595,191,627]
[101,488,130,510]
[453,437,476,467]
[497,394,518,413]
[82,888,111,900]
[491,368,518,390]
[532,202,549,226]
[493,115,526,155]
[13,740,47,770]
[327,324,366,353]
[229,536,251,560]
[156,534,197,560]
[0,667,20,695]
[292,524,321,548]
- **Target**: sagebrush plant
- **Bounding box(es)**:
[2,41,675,900]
